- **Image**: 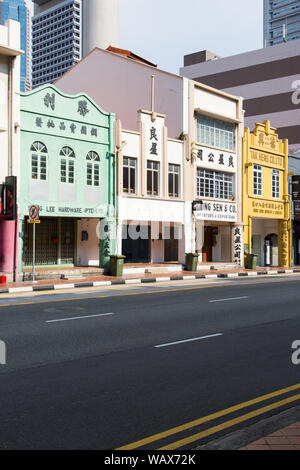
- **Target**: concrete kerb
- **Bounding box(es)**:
[0,268,299,295]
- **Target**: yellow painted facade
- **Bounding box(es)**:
[242,120,291,267]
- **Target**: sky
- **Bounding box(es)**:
[28,0,264,75]
[119,0,264,74]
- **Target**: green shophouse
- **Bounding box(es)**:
[19,85,116,274]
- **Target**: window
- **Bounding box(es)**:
[30,141,48,181]
[168,164,180,198]
[253,165,262,196]
[197,115,235,151]
[123,157,137,194]
[86,151,100,187]
[60,146,75,184]
[272,169,280,198]
[147,161,159,196]
[197,168,234,200]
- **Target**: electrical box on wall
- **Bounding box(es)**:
[81,231,88,241]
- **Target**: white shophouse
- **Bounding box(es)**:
[186,81,244,267]
[116,108,188,266]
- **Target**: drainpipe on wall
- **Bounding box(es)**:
[8,56,18,282]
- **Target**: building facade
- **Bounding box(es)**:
[242,120,291,267]
[116,110,186,265]
[188,81,244,267]
[264,0,300,47]
[180,40,300,154]
[0,0,29,91]
[55,47,245,267]
[19,84,116,274]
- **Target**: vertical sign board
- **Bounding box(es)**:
[292,175,300,201]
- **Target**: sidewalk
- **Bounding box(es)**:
[240,421,300,450]
[0,266,299,295]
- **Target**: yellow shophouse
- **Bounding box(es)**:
[242,121,291,268]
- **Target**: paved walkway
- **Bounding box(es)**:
[0,266,298,290]
[240,421,300,450]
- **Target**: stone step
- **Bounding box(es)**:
[23,268,105,281]
[197,263,239,272]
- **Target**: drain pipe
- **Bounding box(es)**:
[8,56,18,282]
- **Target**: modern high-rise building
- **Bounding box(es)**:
[31,0,82,88]
[264,0,300,46]
[0,0,30,91]
[31,0,118,89]
[180,39,300,153]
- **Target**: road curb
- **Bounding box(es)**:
[0,268,299,295]
[194,405,300,450]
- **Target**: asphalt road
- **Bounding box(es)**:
[0,276,300,449]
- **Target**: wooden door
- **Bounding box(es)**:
[203,227,212,262]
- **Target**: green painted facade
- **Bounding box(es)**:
[19,85,116,271]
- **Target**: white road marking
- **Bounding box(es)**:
[46,312,114,323]
[155,333,223,348]
[209,296,249,303]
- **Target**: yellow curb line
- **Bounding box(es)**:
[117,383,300,450]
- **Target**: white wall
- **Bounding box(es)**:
[194,87,237,120]
[0,20,21,188]
[77,218,100,266]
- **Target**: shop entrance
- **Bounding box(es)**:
[202,226,212,262]
[264,233,278,267]
[164,226,179,262]
[122,225,150,263]
[23,217,75,266]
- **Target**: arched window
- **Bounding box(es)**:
[60,146,75,184]
[86,151,100,187]
[30,141,48,181]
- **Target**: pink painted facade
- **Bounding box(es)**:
[0,219,18,274]
[55,47,184,139]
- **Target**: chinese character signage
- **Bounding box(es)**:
[196,145,236,172]
[140,112,164,161]
[232,226,243,266]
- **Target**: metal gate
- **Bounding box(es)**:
[23,217,75,266]
[60,218,75,264]
[23,218,58,266]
